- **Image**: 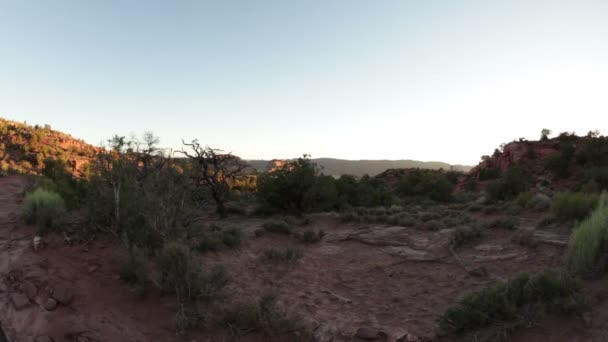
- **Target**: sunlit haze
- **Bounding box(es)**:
[1,1,607,165]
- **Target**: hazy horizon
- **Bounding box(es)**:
[2,1,607,164]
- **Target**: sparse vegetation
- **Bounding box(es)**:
[437,270,584,335]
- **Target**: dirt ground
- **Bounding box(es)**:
[0,175,605,341]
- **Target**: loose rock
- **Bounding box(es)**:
[52,285,73,305]
[43,298,58,311]
[10,292,30,310]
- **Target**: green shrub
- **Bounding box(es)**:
[254,228,266,238]
[157,241,202,302]
[552,192,599,222]
[450,225,481,248]
[485,216,518,230]
[485,166,532,202]
[395,169,457,202]
[436,270,584,335]
[511,229,538,248]
[196,224,242,252]
[22,188,66,234]
[119,248,149,288]
[256,156,337,213]
[263,248,303,264]
[262,220,292,234]
[567,193,608,277]
[220,291,309,338]
[294,228,325,243]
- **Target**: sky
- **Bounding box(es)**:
[1,1,607,165]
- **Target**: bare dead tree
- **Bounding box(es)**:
[177,139,250,218]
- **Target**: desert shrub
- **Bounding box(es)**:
[422,219,445,231]
[196,224,242,252]
[199,264,231,302]
[395,169,457,202]
[511,229,538,248]
[354,175,394,207]
[578,167,608,193]
[567,193,608,277]
[436,270,584,335]
[254,228,265,238]
[257,156,337,213]
[263,247,303,264]
[545,140,576,178]
[119,248,149,295]
[262,220,292,234]
[467,204,483,212]
[450,225,481,248]
[221,227,243,248]
[482,205,498,215]
[22,188,66,234]
[220,291,309,338]
[485,216,518,230]
[478,167,501,181]
[514,192,552,211]
[551,192,599,222]
[157,241,202,302]
[294,228,325,243]
[85,134,196,252]
[485,166,533,202]
[419,211,441,222]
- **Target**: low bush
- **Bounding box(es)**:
[567,193,608,277]
[294,228,325,243]
[119,248,149,292]
[485,216,518,230]
[21,188,66,234]
[263,248,303,264]
[197,225,243,252]
[262,220,293,234]
[436,270,584,335]
[220,291,310,338]
[157,241,202,303]
[511,229,538,248]
[485,166,533,202]
[450,225,481,248]
[552,192,599,222]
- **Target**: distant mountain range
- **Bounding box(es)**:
[247,158,472,177]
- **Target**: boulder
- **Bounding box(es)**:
[354,327,387,341]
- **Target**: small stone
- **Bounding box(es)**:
[88,265,99,273]
[34,336,54,342]
[52,285,73,305]
[33,235,42,251]
[10,292,30,310]
[21,281,38,300]
[43,298,58,311]
[583,312,593,328]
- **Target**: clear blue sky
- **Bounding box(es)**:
[1,1,607,165]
